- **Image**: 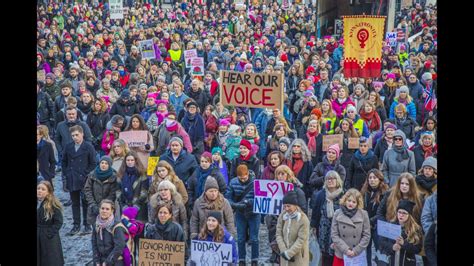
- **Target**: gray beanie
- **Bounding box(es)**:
[279,137,291,147]
[157,180,177,194]
[346,104,357,114]
[228,124,241,136]
[393,129,407,143]
[421,72,433,81]
[100,156,113,167]
[169,136,184,147]
[421,156,437,171]
[396,86,410,97]
[204,176,219,192]
[354,83,365,92]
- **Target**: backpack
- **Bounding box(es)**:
[112,221,145,266]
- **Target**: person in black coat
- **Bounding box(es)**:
[159,137,199,187]
[424,221,437,266]
[37,181,64,266]
[92,199,127,266]
[308,144,346,193]
[109,90,140,121]
[86,98,110,153]
[374,124,397,164]
[345,137,379,191]
[62,125,97,235]
[230,139,261,179]
[144,202,185,242]
[187,79,211,113]
[180,101,206,157]
[37,126,56,184]
[37,83,56,133]
[301,120,324,166]
[55,106,93,154]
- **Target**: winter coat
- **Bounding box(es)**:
[117,175,149,222]
[195,228,239,264]
[395,117,418,140]
[187,89,211,113]
[309,156,346,191]
[301,133,324,166]
[140,105,158,123]
[91,219,127,265]
[389,99,417,120]
[332,98,355,119]
[86,112,110,149]
[190,193,237,239]
[407,80,424,104]
[144,220,185,242]
[225,174,257,218]
[346,151,379,191]
[424,222,437,266]
[160,149,198,185]
[331,208,371,259]
[37,202,64,266]
[181,112,206,149]
[381,148,416,186]
[310,188,344,255]
[54,94,80,114]
[125,54,142,73]
[109,98,140,119]
[374,137,391,163]
[37,91,55,124]
[339,134,357,171]
[44,82,61,101]
[37,139,56,181]
[152,123,193,156]
[285,156,314,201]
[96,88,120,104]
[413,145,437,173]
[54,119,93,153]
[230,154,260,179]
[83,172,120,225]
[225,135,243,161]
[276,210,310,266]
[363,186,387,230]
[421,192,437,234]
[148,193,188,237]
[169,93,190,116]
[188,167,228,207]
[378,220,422,266]
[61,141,97,192]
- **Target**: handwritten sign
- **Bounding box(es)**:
[138,239,185,265]
[147,157,160,176]
[184,49,198,68]
[138,39,156,59]
[377,220,401,240]
[335,19,343,37]
[109,0,124,19]
[253,180,294,215]
[190,240,233,265]
[219,70,284,111]
[191,57,204,76]
[119,130,148,148]
[344,250,367,266]
[385,32,397,47]
[348,137,359,149]
[322,134,344,151]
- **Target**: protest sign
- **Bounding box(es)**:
[119,131,148,148]
[219,70,284,111]
[191,57,204,76]
[138,39,156,59]
[322,134,344,151]
[147,157,160,176]
[344,250,367,266]
[235,0,246,10]
[184,49,197,68]
[190,240,233,265]
[253,180,294,215]
[138,239,185,265]
[334,19,343,37]
[385,32,397,47]
[109,0,124,19]
[348,137,359,149]
[377,220,402,240]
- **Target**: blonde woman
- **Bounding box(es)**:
[149,161,188,205]
[37,125,58,183]
[109,139,130,172]
[330,189,371,265]
[321,99,338,134]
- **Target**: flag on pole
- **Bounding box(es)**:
[343,15,386,78]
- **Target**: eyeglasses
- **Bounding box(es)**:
[394,137,403,141]
[397,210,409,216]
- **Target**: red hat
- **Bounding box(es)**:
[165,56,172,62]
[424,60,432,69]
[104,70,112,75]
[305,66,315,75]
[201,151,212,162]
[240,139,252,150]
[280,53,288,62]
[64,33,72,39]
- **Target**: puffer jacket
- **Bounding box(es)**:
[83,171,120,225]
[144,220,185,242]
[224,172,257,218]
[309,156,346,191]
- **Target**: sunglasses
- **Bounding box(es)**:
[394,137,403,141]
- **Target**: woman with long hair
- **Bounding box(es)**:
[359,101,382,135]
[37,181,64,266]
[86,98,110,154]
[367,90,388,123]
[144,202,185,242]
[37,125,57,184]
[124,114,155,168]
[108,139,130,172]
[149,160,188,205]
[321,99,338,134]
[284,138,314,199]
[262,151,285,180]
[332,86,355,119]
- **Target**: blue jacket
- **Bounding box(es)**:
[421,192,437,234]
[389,99,417,120]
[255,110,272,158]
[194,228,238,264]
[225,173,256,218]
[160,149,198,185]
[170,93,190,115]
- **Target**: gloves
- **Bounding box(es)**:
[145,144,151,150]
[280,251,294,261]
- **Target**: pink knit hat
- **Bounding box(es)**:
[328,144,340,158]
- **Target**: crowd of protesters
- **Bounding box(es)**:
[37,0,437,265]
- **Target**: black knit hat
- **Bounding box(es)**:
[282,190,299,206]
[207,211,222,224]
[397,200,416,215]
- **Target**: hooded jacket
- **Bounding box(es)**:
[159,149,198,185]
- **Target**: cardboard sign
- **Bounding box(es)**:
[190,57,204,76]
[190,240,233,265]
[235,0,246,10]
[322,134,344,151]
[219,70,284,111]
[348,137,359,149]
[138,239,185,265]
[253,180,294,215]
[119,130,148,148]
[377,220,401,240]
[109,0,124,19]
[385,32,397,47]
[147,157,160,176]
[184,49,198,68]
[138,39,156,59]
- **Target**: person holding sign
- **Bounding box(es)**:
[346,136,380,191]
[275,190,310,266]
[124,114,154,169]
[344,104,370,139]
[194,211,239,264]
[330,189,371,266]
[144,202,185,242]
[309,143,346,193]
[37,181,64,266]
[378,200,423,266]
[225,164,259,266]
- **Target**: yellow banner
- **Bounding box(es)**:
[343,16,386,78]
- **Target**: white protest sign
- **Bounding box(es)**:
[190,57,205,76]
[190,240,233,265]
[253,180,294,215]
[377,220,401,240]
[138,39,156,59]
[119,130,148,148]
[385,32,397,47]
[344,250,367,266]
[109,0,124,19]
[184,49,198,67]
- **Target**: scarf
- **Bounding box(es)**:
[337,97,347,104]
[354,150,375,164]
[283,210,301,221]
[341,205,357,218]
[287,153,304,176]
[165,119,178,132]
[95,214,115,240]
[262,164,277,180]
[155,218,173,232]
[157,111,169,125]
[122,167,139,202]
[240,152,252,161]
[416,175,437,193]
[95,165,113,181]
[306,130,318,155]
[393,145,409,162]
[398,97,408,105]
[324,156,336,173]
[422,145,434,158]
[197,166,213,197]
[325,187,343,218]
[360,110,381,132]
